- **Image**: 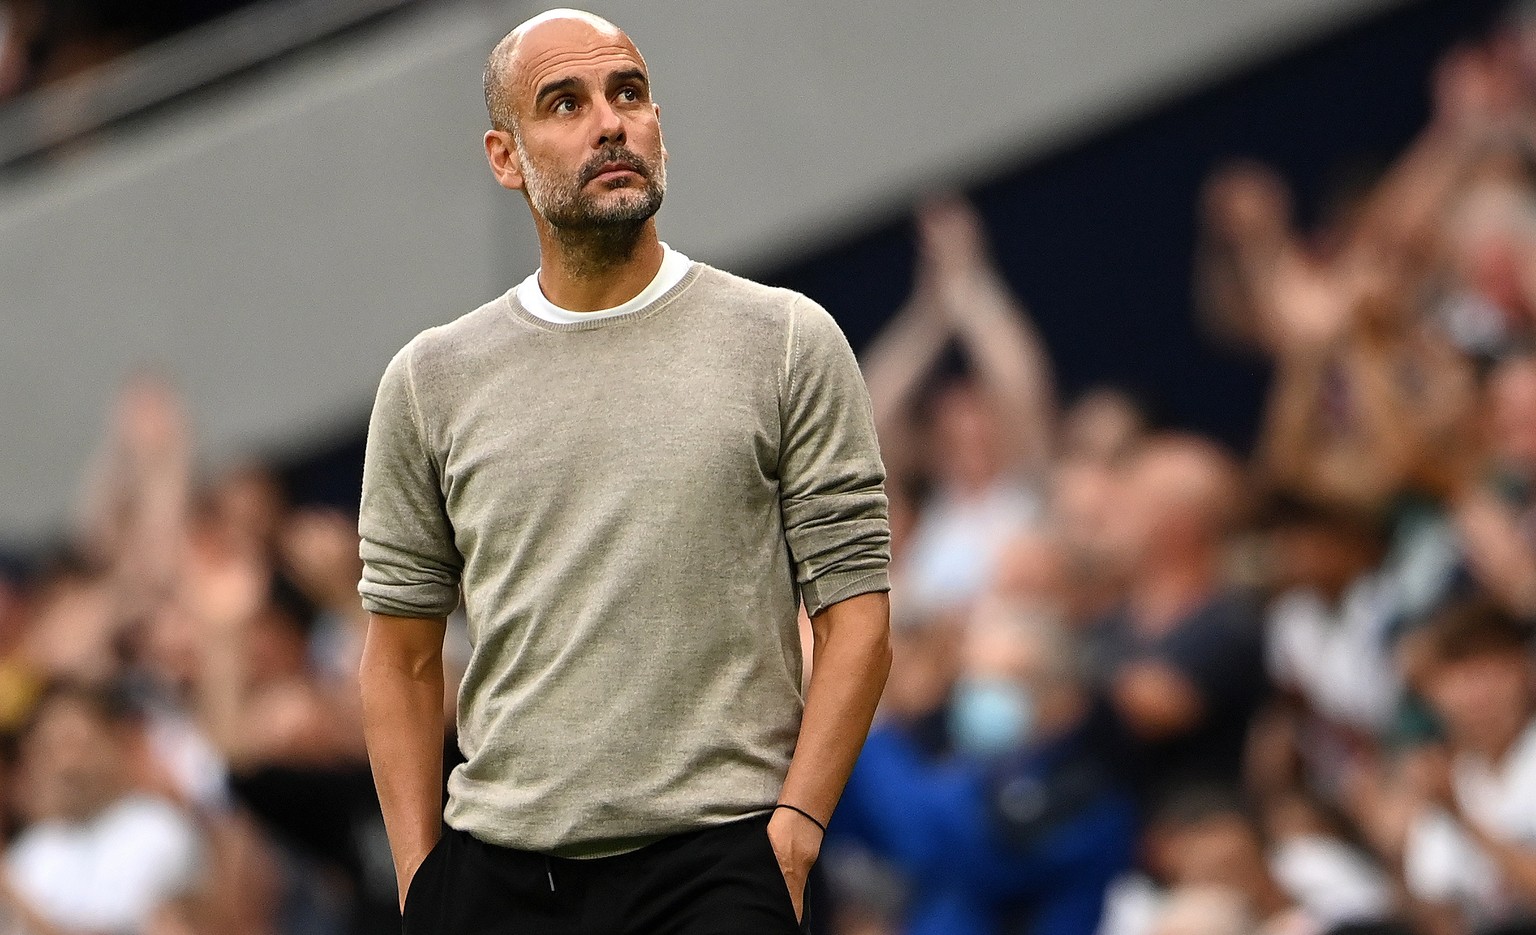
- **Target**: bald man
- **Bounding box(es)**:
[356,9,892,934]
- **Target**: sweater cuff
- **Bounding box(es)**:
[358,581,460,619]
[801,568,890,618]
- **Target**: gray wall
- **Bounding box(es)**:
[0,0,1402,544]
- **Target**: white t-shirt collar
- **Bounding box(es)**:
[516,244,693,325]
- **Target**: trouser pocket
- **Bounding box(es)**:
[401,828,452,935]
[753,818,810,930]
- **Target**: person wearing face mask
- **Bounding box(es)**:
[827,600,1136,935]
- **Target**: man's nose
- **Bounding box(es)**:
[593,98,625,147]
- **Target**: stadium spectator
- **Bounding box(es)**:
[830,602,1135,935]
[1401,600,1536,933]
[1449,352,1536,618]
[1102,789,1394,935]
[1252,494,1399,804]
[0,374,413,935]
[177,495,399,935]
[0,682,203,935]
[1147,795,1303,934]
[1086,434,1266,802]
[864,198,1056,618]
[1262,494,1397,739]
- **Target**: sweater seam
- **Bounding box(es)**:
[776,298,802,458]
[400,344,441,482]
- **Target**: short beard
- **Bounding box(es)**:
[518,142,667,276]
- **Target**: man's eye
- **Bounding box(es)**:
[617,87,638,102]
[554,98,577,114]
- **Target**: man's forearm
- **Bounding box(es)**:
[359,613,448,910]
[778,590,892,824]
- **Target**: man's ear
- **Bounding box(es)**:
[484,129,525,191]
[654,104,667,164]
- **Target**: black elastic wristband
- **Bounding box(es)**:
[774,802,827,834]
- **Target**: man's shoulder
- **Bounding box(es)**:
[396,291,515,366]
[686,265,857,359]
[689,264,817,320]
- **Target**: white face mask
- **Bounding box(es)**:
[948,677,1036,757]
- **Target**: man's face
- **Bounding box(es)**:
[502,21,666,229]
[928,383,1001,492]
[1423,650,1533,752]
[19,697,121,824]
[1165,816,1273,905]
[1107,451,1185,564]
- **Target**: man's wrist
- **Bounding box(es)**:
[774,802,827,835]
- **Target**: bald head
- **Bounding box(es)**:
[484,9,643,133]
[1118,433,1244,561]
[1136,432,1241,528]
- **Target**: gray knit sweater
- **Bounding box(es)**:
[357,262,890,857]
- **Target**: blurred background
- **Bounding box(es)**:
[4,0,1536,933]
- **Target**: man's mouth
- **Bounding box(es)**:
[586,160,644,184]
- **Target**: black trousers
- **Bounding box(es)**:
[402,813,810,934]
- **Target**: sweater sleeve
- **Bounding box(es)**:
[357,342,463,618]
[778,296,891,616]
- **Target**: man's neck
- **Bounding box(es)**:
[1127,553,1218,636]
[535,220,665,312]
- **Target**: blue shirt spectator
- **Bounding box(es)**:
[831,608,1137,935]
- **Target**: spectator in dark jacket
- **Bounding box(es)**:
[831,600,1136,935]
[1087,434,1267,802]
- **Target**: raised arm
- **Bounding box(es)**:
[866,253,946,488]
[1252,254,1423,511]
[1446,359,1536,616]
[73,374,193,610]
[1348,45,1511,266]
[860,286,950,487]
[1193,161,1297,352]
[922,198,1056,478]
[1452,488,1536,615]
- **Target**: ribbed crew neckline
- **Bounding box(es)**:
[501,263,705,334]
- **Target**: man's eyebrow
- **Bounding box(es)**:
[609,68,648,90]
[534,76,581,106]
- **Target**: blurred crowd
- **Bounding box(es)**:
[5,9,1536,935]
[0,370,470,934]
[824,14,1536,935]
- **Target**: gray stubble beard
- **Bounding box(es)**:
[517,143,667,277]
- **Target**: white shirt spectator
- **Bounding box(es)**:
[6,795,201,934]
[901,481,1041,615]
[1096,872,1162,935]
[145,708,230,812]
[1098,837,1393,935]
[1406,720,1536,926]
[1270,834,1395,926]
[1266,573,1400,734]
